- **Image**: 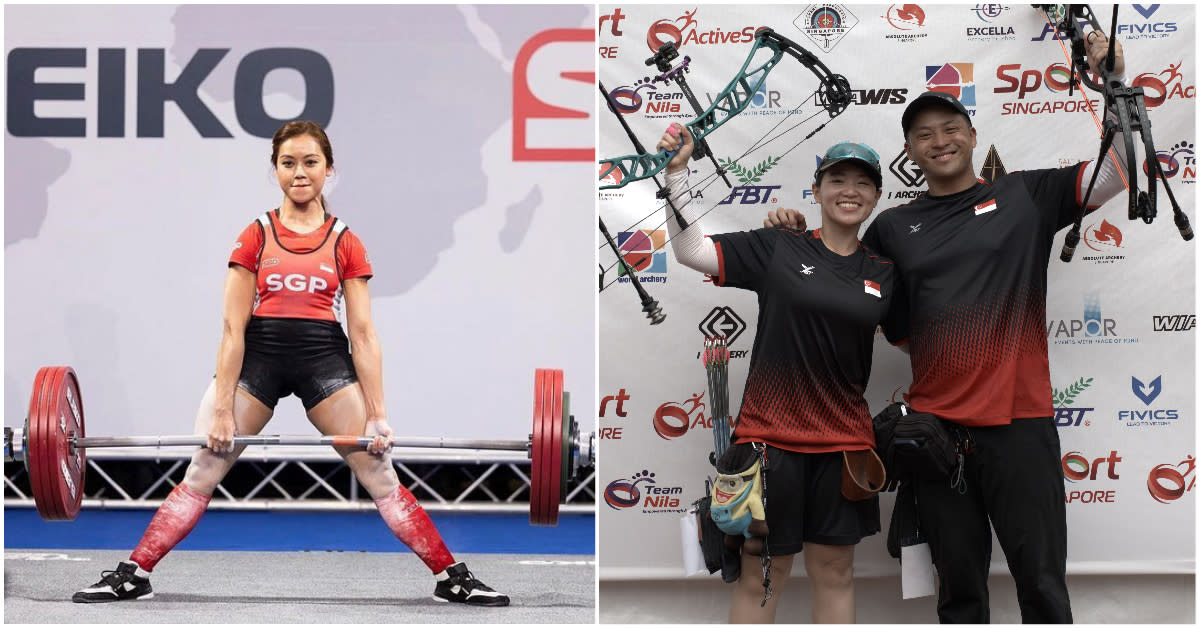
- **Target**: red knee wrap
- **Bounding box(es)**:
[374,484,455,573]
[129,483,212,572]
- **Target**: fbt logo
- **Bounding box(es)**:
[1062,450,1120,504]
[598,389,630,440]
[513,28,593,162]
[603,470,685,513]
[653,392,709,440]
[716,155,783,205]
[1052,376,1094,427]
[1148,455,1195,504]
[7,47,333,138]
[1120,375,1179,426]
[264,273,329,294]
[1030,17,1090,42]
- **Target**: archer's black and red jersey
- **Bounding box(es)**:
[862,165,1088,426]
[711,227,895,453]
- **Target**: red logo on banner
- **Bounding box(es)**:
[513,28,594,161]
[1147,455,1196,503]
[652,392,707,439]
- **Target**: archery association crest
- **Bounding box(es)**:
[794,5,859,53]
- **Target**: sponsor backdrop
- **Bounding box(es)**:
[598,4,1195,581]
[5,5,596,442]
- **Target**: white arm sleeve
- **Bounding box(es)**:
[662,168,720,276]
[1076,76,1130,209]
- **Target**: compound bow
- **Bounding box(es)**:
[597,27,852,322]
[1036,4,1192,261]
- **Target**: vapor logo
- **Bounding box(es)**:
[1052,376,1094,427]
[926,63,976,106]
[1062,450,1120,504]
[1132,62,1194,108]
[699,306,747,346]
[1142,140,1195,182]
[1147,455,1196,503]
[794,4,859,53]
[653,392,708,439]
[604,470,657,509]
[1131,375,1163,405]
[646,9,758,52]
[1047,293,1137,345]
[617,230,667,283]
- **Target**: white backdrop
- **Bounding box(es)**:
[5,5,596,443]
[598,3,1195,581]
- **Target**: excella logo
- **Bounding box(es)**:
[616,230,667,284]
[1142,140,1195,184]
[1120,375,1179,427]
[604,470,686,513]
[717,156,782,205]
[598,389,630,440]
[646,9,759,53]
[1147,455,1196,504]
[794,5,859,53]
[881,4,929,43]
[967,4,1016,41]
[1062,450,1120,504]
[652,392,709,439]
[1052,376,1094,427]
[697,307,749,358]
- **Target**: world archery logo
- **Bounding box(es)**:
[617,230,668,283]
[925,63,976,107]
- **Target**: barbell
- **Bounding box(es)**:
[3,366,593,526]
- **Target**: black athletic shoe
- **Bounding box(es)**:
[432,562,509,607]
[72,561,153,603]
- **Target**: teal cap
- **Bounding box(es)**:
[814,142,883,188]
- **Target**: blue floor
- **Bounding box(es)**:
[4,508,593,554]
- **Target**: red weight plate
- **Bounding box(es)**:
[529,369,547,525]
[536,368,556,526]
[27,366,57,519]
[546,369,563,526]
[56,368,86,520]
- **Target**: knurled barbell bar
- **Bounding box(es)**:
[3,366,593,526]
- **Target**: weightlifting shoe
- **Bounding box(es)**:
[433,562,509,606]
[72,561,153,603]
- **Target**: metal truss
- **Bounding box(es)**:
[4,446,594,516]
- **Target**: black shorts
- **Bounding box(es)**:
[760,446,881,556]
[237,316,358,411]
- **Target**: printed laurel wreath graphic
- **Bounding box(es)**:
[718,156,781,184]
[1052,377,1094,407]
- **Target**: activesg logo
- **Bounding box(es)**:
[652,392,709,440]
[604,469,686,514]
[1119,375,1180,427]
[1147,455,1195,504]
[697,307,750,358]
[1062,449,1121,504]
[646,8,759,53]
[1132,62,1195,109]
[598,7,626,60]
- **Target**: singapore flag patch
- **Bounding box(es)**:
[864,280,881,298]
[974,199,998,215]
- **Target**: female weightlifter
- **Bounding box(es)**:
[658,124,893,623]
[73,120,508,607]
